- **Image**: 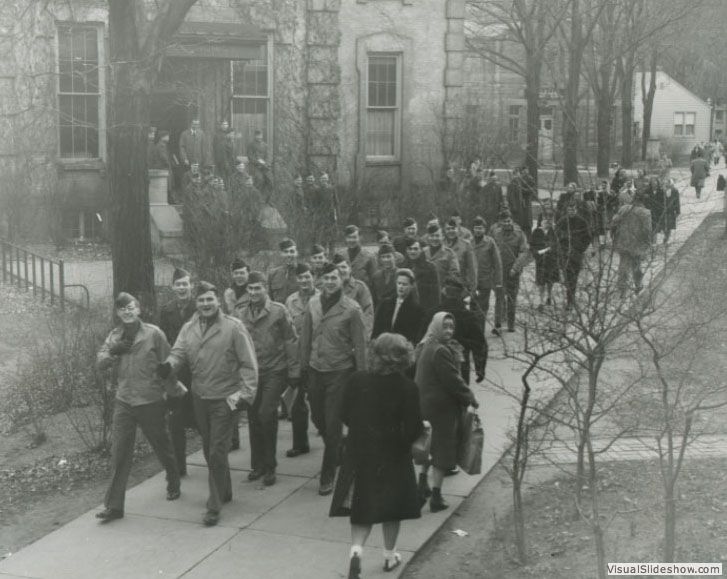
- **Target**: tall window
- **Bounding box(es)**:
[508,105,521,143]
[232,44,270,156]
[674,112,696,136]
[366,54,401,161]
[57,24,101,159]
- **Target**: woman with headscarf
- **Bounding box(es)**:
[332,333,424,578]
[414,312,479,513]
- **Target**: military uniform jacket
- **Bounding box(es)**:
[348,247,378,289]
[239,298,299,377]
[268,264,300,304]
[343,278,374,338]
[445,237,477,291]
[169,312,258,404]
[424,245,461,290]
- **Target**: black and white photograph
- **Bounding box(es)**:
[0,0,726,577]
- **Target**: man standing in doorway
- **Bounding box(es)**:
[300,264,367,496]
[179,118,210,171]
[161,282,258,527]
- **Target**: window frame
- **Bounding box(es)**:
[673,111,697,137]
[55,22,106,161]
[508,104,521,143]
[365,52,402,164]
[229,36,273,160]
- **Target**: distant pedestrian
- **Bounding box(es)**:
[309,243,329,288]
[414,313,479,513]
[370,244,398,309]
[530,212,559,310]
[393,217,421,256]
[179,118,210,170]
[162,282,258,527]
[690,153,710,199]
[344,225,378,289]
[471,216,503,330]
[612,194,652,297]
[223,257,250,315]
[659,178,681,244]
[334,333,424,578]
[268,238,301,304]
[424,224,461,293]
[402,239,441,314]
[333,253,374,338]
[95,293,186,523]
[444,218,477,293]
[372,268,426,345]
[300,264,368,496]
[469,171,504,232]
[555,203,591,310]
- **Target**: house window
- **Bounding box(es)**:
[231,43,271,157]
[508,105,521,143]
[62,210,103,240]
[674,111,696,137]
[716,110,724,122]
[366,54,401,161]
[57,24,103,159]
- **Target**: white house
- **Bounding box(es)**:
[633,70,712,161]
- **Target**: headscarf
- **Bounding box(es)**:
[415,312,464,363]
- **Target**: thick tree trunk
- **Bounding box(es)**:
[596,90,612,178]
[664,482,676,563]
[524,53,541,191]
[641,49,659,161]
[108,4,156,314]
[563,0,583,186]
[620,53,635,168]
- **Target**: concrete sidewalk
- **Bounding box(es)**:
[0,172,724,579]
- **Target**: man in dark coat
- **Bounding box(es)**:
[158,268,197,475]
[393,217,421,255]
[402,238,440,314]
[471,216,503,330]
[372,268,426,345]
[469,171,504,232]
[212,120,234,186]
[344,224,377,289]
[370,244,398,309]
[555,203,591,310]
[179,118,211,170]
[506,167,535,240]
[660,178,681,244]
[437,278,487,383]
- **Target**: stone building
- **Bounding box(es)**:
[0,0,466,242]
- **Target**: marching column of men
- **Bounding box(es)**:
[95,216,495,526]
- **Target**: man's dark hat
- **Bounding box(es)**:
[247,271,267,285]
[230,257,248,272]
[344,224,359,236]
[278,238,296,251]
[172,267,190,282]
[321,263,338,275]
[472,216,486,227]
[446,218,458,228]
[331,253,347,265]
[295,263,311,276]
[378,244,394,256]
[402,217,416,227]
[195,281,218,296]
[426,223,440,235]
[498,209,512,220]
[310,244,326,256]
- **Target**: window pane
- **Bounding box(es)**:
[366,109,395,157]
[232,98,268,154]
[368,56,397,107]
[509,105,521,116]
[232,52,269,97]
[58,28,71,60]
[674,112,684,125]
[59,95,73,125]
[59,126,73,156]
[685,124,695,136]
[685,112,696,124]
[674,125,683,136]
[59,59,72,93]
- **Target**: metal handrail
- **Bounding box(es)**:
[0,240,87,310]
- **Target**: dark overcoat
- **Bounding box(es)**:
[414,341,476,469]
[530,226,559,286]
[372,294,426,345]
[403,255,441,314]
[339,371,423,525]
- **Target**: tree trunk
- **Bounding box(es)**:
[524,52,541,191]
[620,53,635,168]
[513,478,527,564]
[664,482,676,563]
[596,90,612,178]
[108,4,156,314]
[563,0,583,186]
[641,49,659,161]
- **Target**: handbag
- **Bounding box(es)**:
[411,421,432,465]
[457,409,484,475]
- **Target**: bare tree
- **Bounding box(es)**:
[466,0,571,189]
[107,0,198,314]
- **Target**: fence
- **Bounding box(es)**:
[0,240,89,309]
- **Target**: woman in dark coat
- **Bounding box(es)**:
[645,176,665,241]
[660,178,681,244]
[530,211,559,310]
[414,313,479,514]
[333,333,424,578]
[372,268,425,345]
[402,239,441,314]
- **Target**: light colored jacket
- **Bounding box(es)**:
[168,312,258,403]
[342,278,374,338]
[300,293,367,373]
[285,289,320,338]
[424,244,460,289]
[239,297,299,377]
[349,248,378,289]
[613,203,652,257]
[490,223,530,274]
[472,235,503,289]
[268,264,299,304]
[446,236,477,291]
[97,323,184,406]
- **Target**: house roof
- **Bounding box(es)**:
[636,70,710,108]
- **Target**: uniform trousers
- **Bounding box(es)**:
[248,369,288,473]
[168,391,197,475]
[290,377,310,452]
[308,368,353,485]
[193,396,234,513]
[105,399,179,512]
[494,274,521,330]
